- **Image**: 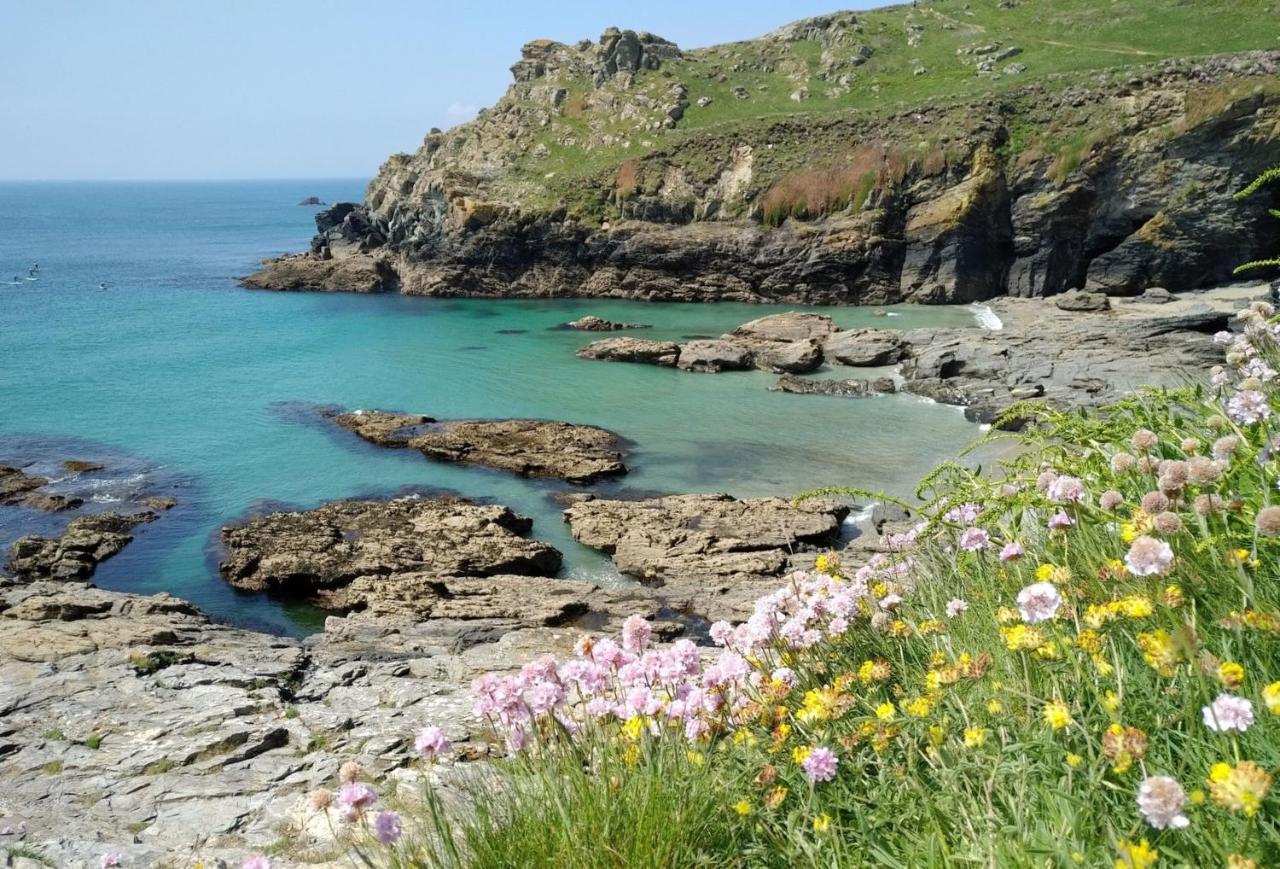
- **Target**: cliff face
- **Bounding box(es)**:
[246,6,1280,304]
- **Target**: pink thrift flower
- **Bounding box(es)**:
[802,746,839,782]
[241,858,271,869]
[945,598,968,618]
[373,810,403,845]
[1227,389,1271,424]
[959,527,990,551]
[1202,693,1254,733]
[621,614,653,653]
[336,782,378,821]
[943,502,980,524]
[708,620,734,646]
[1048,511,1074,530]
[413,726,450,760]
[1124,535,1174,576]
[99,855,123,869]
[1136,776,1189,830]
[1016,582,1061,624]
[1046,475,1084,503]
[999,541,1024,562]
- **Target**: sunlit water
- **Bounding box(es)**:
[0,180,984,635]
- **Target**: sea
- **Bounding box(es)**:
[0,179,987,635]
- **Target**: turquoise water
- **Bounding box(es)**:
[0,180,982,635]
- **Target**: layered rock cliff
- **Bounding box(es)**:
[246,5,1280,304]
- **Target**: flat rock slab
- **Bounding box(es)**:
[218,496,563,607]
[331,409,627,484]
[7,511,155,580]
[576,336,681,367]
[564,493,847,621]
[824,328,908,366]
[770,374,897,397]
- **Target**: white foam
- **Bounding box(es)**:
[885,311,902,317]
[843,504,877,526]
[970,303,1003,331]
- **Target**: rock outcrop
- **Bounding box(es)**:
[0,464,82,512]
[7,512,156,580]
[218,497,563,610]
[564,493,847,620]
[329,409,627,484]
[576,336,681,366]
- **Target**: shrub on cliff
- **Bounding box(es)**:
[316,306,1280,867]
[1235,167,1280,276]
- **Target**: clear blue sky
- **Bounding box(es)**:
[2,1,882,181]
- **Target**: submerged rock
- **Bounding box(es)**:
[564,493,847,620]
[566,315,651,331]
[219,496,563,607]
[330,409,627,484]
[7,511,156,580]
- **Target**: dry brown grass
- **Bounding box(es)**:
[616,160,638,200]
[760,144,910,226]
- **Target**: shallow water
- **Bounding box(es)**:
[0,180,983,635]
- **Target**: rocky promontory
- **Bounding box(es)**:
[7,511,157,580]
[0,464,83,512]
[243,9,1280,306]
[329,408,628,484]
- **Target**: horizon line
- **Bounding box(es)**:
[0,176,372,184]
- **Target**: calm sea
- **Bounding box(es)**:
[0,180,983,635]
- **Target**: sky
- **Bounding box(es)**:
[2,1,883,181]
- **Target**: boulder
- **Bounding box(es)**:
[728,312,837,343]
[1054,290,1110,312]
[218,497,563,606]
[576,337,681,366]
[330,409,627,484]
[823,328,908,366]
[676,340,753,373]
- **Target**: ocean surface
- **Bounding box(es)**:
[0,180,985,635]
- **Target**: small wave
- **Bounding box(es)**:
[885,311,902,318]
[970,303,1003,331]
[89,493,125,504]
[843,504,877,526]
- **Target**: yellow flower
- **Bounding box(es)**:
[963,727,987,748]
[1043,700,1072,730]
[1189,789,1205,805]
[686,751,705,767]
[623,744,640,767]
[814,553,834,575]
[1035,563,1057,581]
[1114,838,1158,869]
[987,699,1004,714]
[1208,761,1272,817]
[1075,629,1104,654]
[733,799,751,816]
[1034,640,1060,660]
[621,716,645,742]
[875,702,896,721]
[1066,753,1084,768]
[1103,690,1121,713]
[1162,585,1185,608]
[1218,662,1245,689]
[1227,856,1259,869]
[995,606,1020,625]
[813,813,832,833]
[1002,624,1045,652]
[1136,630,1179,676]
[1119,595,1153,619]
[1262,681,1280,714]
[792,745,812,766]
[904,696,934,717]
[928,724,945,746]
[735,728,760,747]
[797,687,845,723]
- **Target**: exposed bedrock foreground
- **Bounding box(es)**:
[0,485,892,864]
